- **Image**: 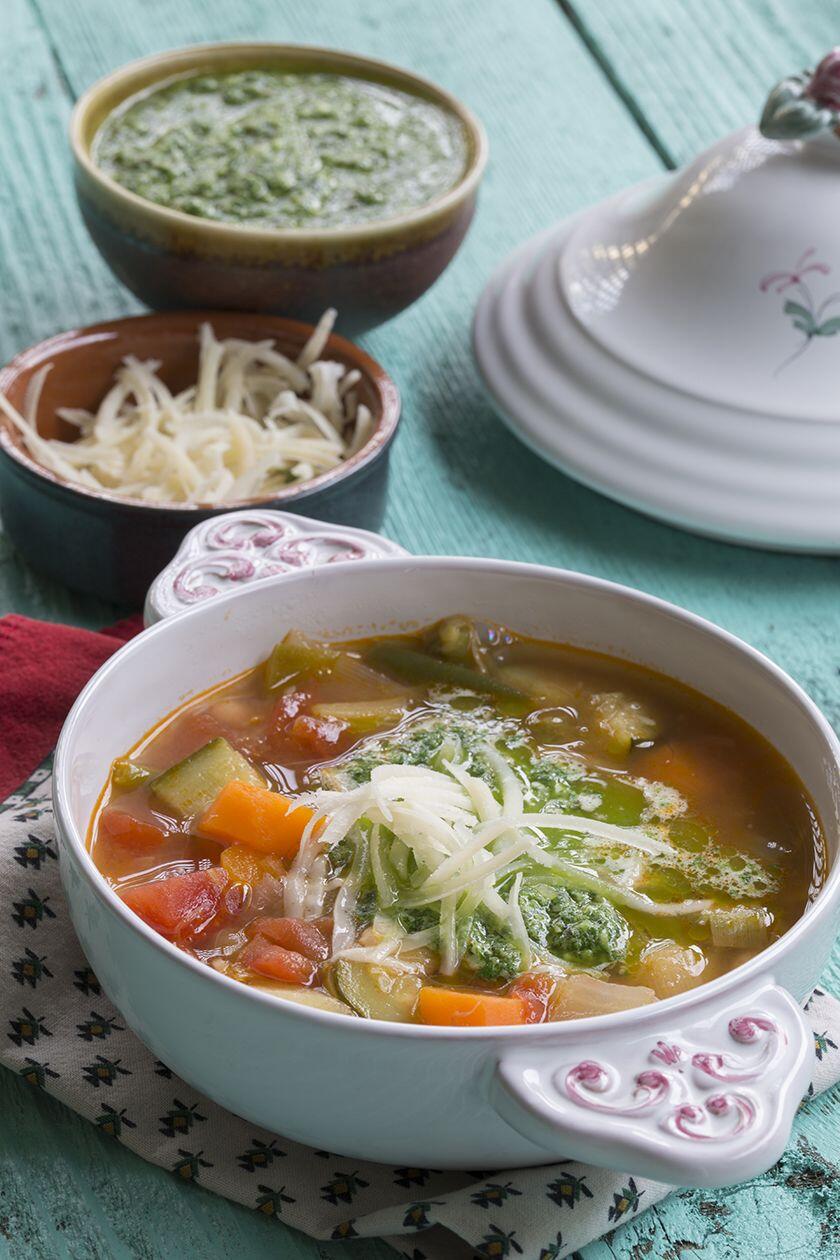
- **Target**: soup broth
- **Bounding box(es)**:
[91,618,825,1025]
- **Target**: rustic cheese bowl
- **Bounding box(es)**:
[70,43,488,333]
[0,312,400,606]
[52,549,840,1185]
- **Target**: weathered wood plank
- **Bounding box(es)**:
[0,1067,384,1260]
[569,0,839,164]
[0,2,660,1259]
[0,0,137,625]
[1,1,838,1258]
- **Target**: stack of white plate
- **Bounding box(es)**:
[474,121,840,551]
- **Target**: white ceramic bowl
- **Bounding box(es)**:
[53,555,840,1186]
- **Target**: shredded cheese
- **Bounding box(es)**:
[0,309,376,504]
[299,742,710,963]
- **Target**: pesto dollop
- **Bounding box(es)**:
[93,69,468,229]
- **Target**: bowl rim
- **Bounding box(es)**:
[69,40,489,246]
[0,309,401,513]
[53,555,840,1040]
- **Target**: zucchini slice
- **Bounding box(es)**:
[152,737,264,818]
[310,697,409,732]
[248,981,355,1015]
[331,959,421,1022]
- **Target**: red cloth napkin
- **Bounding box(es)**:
[0,613,143,799]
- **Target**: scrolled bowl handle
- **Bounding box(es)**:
[144,508,408,625]
[492,979,813,1188]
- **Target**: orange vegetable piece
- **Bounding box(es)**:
[509,973,555,1024]
[198,780,314,858]
[636,739,741,806]
[239,938,318,986]
[120,868,228,943]
[417,986,528,1027]
[250,916,330,961]
[101,808,169,851]
[219,844,285,886]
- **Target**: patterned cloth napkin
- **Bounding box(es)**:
[2,615,839,1260]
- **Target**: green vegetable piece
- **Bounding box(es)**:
[310,697,407,732]
[520,883,630,966]
[397,906,440,936]
[463,916,523,982]
[327,837,355,876]
[151,737,264,818]
[423,615,483,668]
[365,642,526,700]
[331,959,421,1021]
[353,888,379,928]
[264,631,338,690]
[111,758,153,792]
[708,905,770,949]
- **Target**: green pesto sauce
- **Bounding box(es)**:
[93,69,469,229]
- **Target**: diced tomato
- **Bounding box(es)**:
[256,690,313,760]
[101,808,169,851]
[120,867,228,943]
[509,973,554,1024]
[313,915,334,939]
[239,938,318,985]
[289,713,347,757]
[271,690,309,732]
[249,916,330,960]
[221,882,248,919]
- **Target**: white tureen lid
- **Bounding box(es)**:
[474,50,840,551]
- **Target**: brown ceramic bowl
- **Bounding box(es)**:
[70,44,488,334]
[0,311,401,607]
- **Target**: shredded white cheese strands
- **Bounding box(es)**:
[295,742,712,968]
[0,308,376,504]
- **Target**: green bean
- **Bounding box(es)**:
[365,643,527,700]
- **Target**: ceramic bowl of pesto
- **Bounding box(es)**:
[70,43,488,333]
[0,311,400,606]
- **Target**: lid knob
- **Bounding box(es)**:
[760,49,840,139]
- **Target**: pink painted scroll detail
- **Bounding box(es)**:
[168,530,379,606]
[563,1061,672,1115]
[562,1015,779,1141]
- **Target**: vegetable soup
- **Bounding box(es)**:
[91,617,826,1025]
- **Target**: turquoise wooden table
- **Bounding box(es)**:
[1,1,838,1255]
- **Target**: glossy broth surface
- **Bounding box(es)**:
[91,618,825,1025]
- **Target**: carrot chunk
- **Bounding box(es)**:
[101,808,169,851]
[198,780,314,858]
[239,938,318,985]
[417,986,528,1027]
[249,916,330,960]
[120,868,228,942]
